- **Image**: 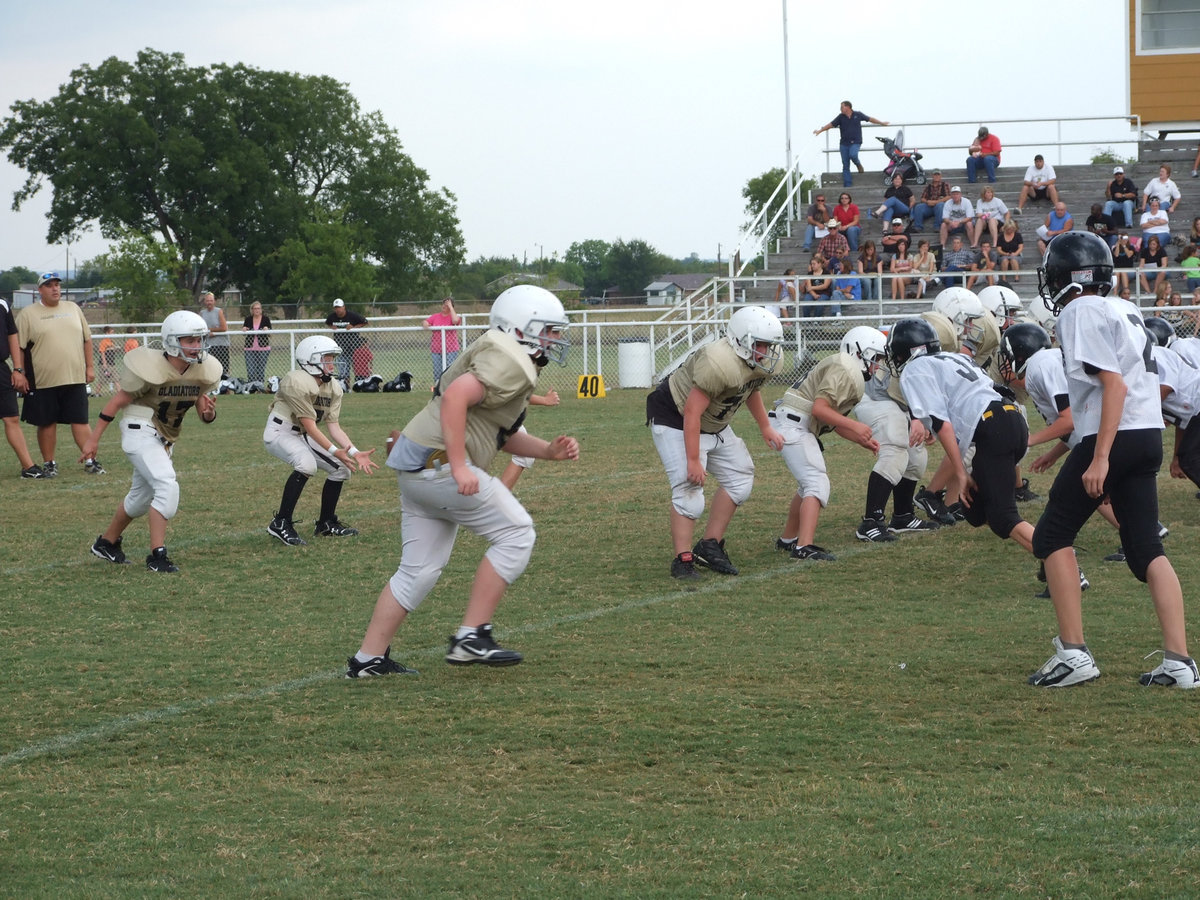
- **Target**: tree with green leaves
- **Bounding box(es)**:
[564,239,612,297]
[0,266,38,298]
[0,49,464,309]
[604,239,673,297]
[742,166,816,248]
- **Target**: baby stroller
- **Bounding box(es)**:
[877,129,926,186]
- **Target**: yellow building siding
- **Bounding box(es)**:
[1129,1,1200,126]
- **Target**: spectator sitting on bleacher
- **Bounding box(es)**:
[910,169,950,233]
[802,193,831,252]
[832,255,861,313]
[1112,233,1138,294]
[857,242,883,301]
[972,185,1010,249]
[966,241,999,290]
[1142,164,1181,214]
[881,219,911,260]
[817,218,850,263]
[875,173,913,224]
[1190,216,1200,245]
[799,255,835,317]
[913,240,939,299]
[1036,201,1074,255]
[1138,233,1169,294]
[996,220,1025,282]
[1086,203,1119,249]
[1179,244,1200,291]
[889,245,914,300]
[940,235,975,288]
[1015,155,1058,214]
[1104,166,1138,229]
[938,186,974,247]
[1140,197,1170,240]
[832,192,862,252]
[966,126,1002,183]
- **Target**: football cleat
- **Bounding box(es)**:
[446,624,523,666]
[915,486,957,526]
[83,458,106,475]
[1104,547,1126,563]
[1139,655,1199,689]
[345,646,419,678]
[791,544,836,561]
[1014,478,1039,502]
[268,516,307,546]
[314,517,359,537]
[146,546,179,574]
[855,517,897,543]
[42,460,58,478]
[91,534,131,564]
[671,552,702,581]
[775,537,799,553]
[946,501,968,521]
[1028,636,1101,687]
[693,538,738,575]
[888,512,940,533]
[21,464,46,479]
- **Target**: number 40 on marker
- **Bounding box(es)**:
[576,374,606,398]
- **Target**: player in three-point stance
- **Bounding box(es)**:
[83,311,222,573]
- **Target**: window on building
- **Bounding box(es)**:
[1139,0,1200,53]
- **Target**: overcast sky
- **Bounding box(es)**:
[1,0,1127,277]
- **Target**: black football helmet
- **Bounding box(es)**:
[999,322,1052,382]
[1037,231,1114,313]
[1143,316,1176,348]
[886,318,941,375]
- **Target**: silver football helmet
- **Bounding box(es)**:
[840,325,888,377]
[490,285,571,365]
[932,287,986,350]
[727,306,784,373]
[977,284,1023,326]
[161,310,211,364]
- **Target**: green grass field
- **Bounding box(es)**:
[3,386,1199,897]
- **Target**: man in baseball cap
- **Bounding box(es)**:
[939,186,976,247]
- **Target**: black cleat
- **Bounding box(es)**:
[314,517,359,537]
[446,624,523,666]
[671,552,702,580]
[346,646,419,678]
[268,516,307,546]
[146,546,179,574]
[692,537,738,575]
[91,534,131,564]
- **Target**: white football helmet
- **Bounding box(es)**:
[932,287,986,350]
[977,285,1023,325]
[1026,292,1058,339]
[161,310,211,363]
[295,334,341,380]
[490,285,571,365]
[840,325,888,377]
[726,306,784,373]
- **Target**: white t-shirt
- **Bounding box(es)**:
[899,352,1000,453]
[1140,208,1170,236]
[943,198,975,223]
[1024,163,1056,186]
[1024,348,1078,447]
[1056,294,1165,437]
[976,196,1009,220]
[1171,336,1200,368]
[1143,177,1181,206]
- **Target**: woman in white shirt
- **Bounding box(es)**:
[1142,164,1181,214]
[972,185,1010,249]
[1140,197,1170,238]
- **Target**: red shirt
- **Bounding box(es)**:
[832,203,859,227]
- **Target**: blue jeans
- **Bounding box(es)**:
[880,198,910,222]
[966,155,998,183]
[910,201,944,230]
[803,223,816,251]
[1104,199,1134,229]
[842,225,861,251]
[859,273,879,301]
[840,142,861,186]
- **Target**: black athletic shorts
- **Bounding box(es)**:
[0,365,16,419]
[964,400,1028,538]
[21,383,89,427]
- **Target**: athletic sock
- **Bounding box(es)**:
[865,471,893,520]
[278,471,310,520]
[319,478,344,523]
[893,478,918,517]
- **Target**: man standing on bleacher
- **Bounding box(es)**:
[814,101,889,188]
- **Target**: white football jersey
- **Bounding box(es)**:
[1056,295,1165,437]
[899,352,1001,453]
[1172,336,1200,369]
[1023,347,1078,447]
[1153,345,1200,428]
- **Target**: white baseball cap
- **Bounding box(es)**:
[950,185,962,193]
[1113,166,1124,174]
[332,298,345,308]
[892,218,904,225]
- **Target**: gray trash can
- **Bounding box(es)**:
[617,337,652,388]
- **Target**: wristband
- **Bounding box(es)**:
[328,444,339,454]
[99,412,115,423]
[348,446,359,458]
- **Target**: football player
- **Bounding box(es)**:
[346,285,578,676]
[888,318,1036,556]
[82,311,222,573]
[264,335,379,546]
[646,305,784,580]
[1029,231,1197,689]
[771,326,883,561]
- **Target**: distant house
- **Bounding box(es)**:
[644,273,712,307]
[1129,0,1200,134]
[484,273,583,298]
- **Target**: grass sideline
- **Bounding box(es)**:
[2,386,1199,897]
